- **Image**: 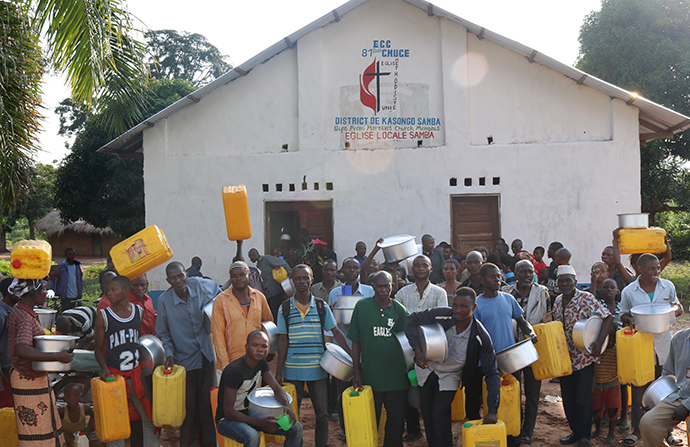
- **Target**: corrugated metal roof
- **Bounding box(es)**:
[99,0,690,156]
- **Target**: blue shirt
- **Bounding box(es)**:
[155,277,221,370]
[475,292,524,352]
[66,264,78,298]
[276,296,337,381]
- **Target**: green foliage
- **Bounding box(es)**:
[0,259,10,277]
[657,211,690,261]
[54,78,195,237]
[13,164,55,238]
[145,30,232,86]
[82,277,101,304]
[577,0,690,215]
[661,262,690,306]
[0,2,43,212]
[83,263,105,280]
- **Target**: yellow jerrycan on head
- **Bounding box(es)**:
[110,225,173,279]
[617,327,655,387]
[10,240,52,279]
[222,185,252,241]
[462,419,507,447]
[483,374,520,437]
[91,375,131,442]
[153,365,186,429]
[530,321,572,380]
[343,385,379,447]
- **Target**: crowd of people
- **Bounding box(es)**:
[0,229,685,447]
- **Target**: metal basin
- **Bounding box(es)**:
[35,309,57,329]
[572,315,609,355]
[642,375,679,409]
[378,235,418,263]
[419,323,448,363]
[337,295,364,308]
[632,304,675,333]
[262,321,279,353]
[33,335,78,372]
[496,339,540,376]
[333,308,355,325]
[281,279,295,297]
[247,387,293,419]
[320,342,353,381]
[138,335,165,377]
[618,213,649,228]
[395,331,415,370]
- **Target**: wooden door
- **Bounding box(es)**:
[451,195,500,255]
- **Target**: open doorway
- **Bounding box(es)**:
[265,201,334,255]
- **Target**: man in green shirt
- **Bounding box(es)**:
[348,270,409,447]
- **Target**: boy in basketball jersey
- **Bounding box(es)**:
[94,275,157,447]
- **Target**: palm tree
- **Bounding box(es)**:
[0,0,148,211]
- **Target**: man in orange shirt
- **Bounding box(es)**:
[97,274,156,335]
[212,261,273,381]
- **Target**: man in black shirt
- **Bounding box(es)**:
[217,331,302,447]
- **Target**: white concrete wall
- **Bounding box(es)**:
[141,0,640,290]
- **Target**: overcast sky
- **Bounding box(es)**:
[36,0,603,164]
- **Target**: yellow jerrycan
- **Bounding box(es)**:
[617,328,655,387]
[483,374,520,436]
[0,407,18,447]
[10,240,52,279]
[377,406,387,447]
[618,227,666,254]
[91,376,131,442]
[110,225,173,279]
[343,385,378,447]
[153,365,186,429]
[222,185,252,241]
[462,419,507,447]
[264,383,299,445]
[530,322,572,380]
[451,384,466,421]
[224,433,265,447]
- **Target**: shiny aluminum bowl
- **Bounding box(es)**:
[320,342,353,381]
[642,375,679,409]
[333,308,355,325]
[618,213,649,228]
[395,331,415,370]
[262,321,279,353]
[573,315,609,355]
[35,309,57,329]
[247,387,293,419]
[419,323,448,363]
[632,304,676,334]
[336,295,364,308]
[281,279,295,297]
[138,335,165,377]
[378,235,418,263]
[33,335,78,372]
[496,338,540,376]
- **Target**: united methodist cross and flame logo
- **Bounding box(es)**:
[359,58,390,115]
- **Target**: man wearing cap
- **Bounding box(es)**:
[156,262,221,447]
[212,260,273,378]
[274,234,298,268]
[620,253,681,446]
[547,265,613,447]
[248,248,292,320]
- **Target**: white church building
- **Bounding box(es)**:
[101,0,690,290]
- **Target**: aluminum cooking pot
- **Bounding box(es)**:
[262,321,279,353]
[419,323,448,363]
[395,331,415,370]
[572,315,609,355]
[618,213,649,228]
[642,375,679,409]
[35,309,57,329]
[333,308,355,325]
[337,295,364,308]
[632,304,676,334]
[378,235,418,263]
[496,338,540,376]
[320,342,353,381]
[281,278,295,297]
[138,335,165,377]
[33,335,78,372]
[247,387,293,419]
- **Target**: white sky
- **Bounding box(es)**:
[36,0,603,164]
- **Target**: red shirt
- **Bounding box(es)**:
[534,261,548,279]
[9,303,47,378]
[98,292,157,335]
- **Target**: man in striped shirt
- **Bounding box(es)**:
[56,306,97,349]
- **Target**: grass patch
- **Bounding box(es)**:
[0,259,10,277]
[662,261,690,308]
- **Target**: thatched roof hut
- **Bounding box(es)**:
[36,210,123,257]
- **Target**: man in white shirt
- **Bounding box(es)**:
[620,253,682,446]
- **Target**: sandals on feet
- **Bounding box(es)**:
[667,435,683,446]
[621,434,639,446]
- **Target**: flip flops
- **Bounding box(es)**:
[667,435,683,446]
[621,434,639,446]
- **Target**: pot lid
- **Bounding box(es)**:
[377,235,415,248]
[325,342,353,366]
[248,387,292,408]
[34,335,79,341]
[631,304,674,315]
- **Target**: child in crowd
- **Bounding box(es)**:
[532,246,548,280]
[592,278,622,445]
[58,383,104,447]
